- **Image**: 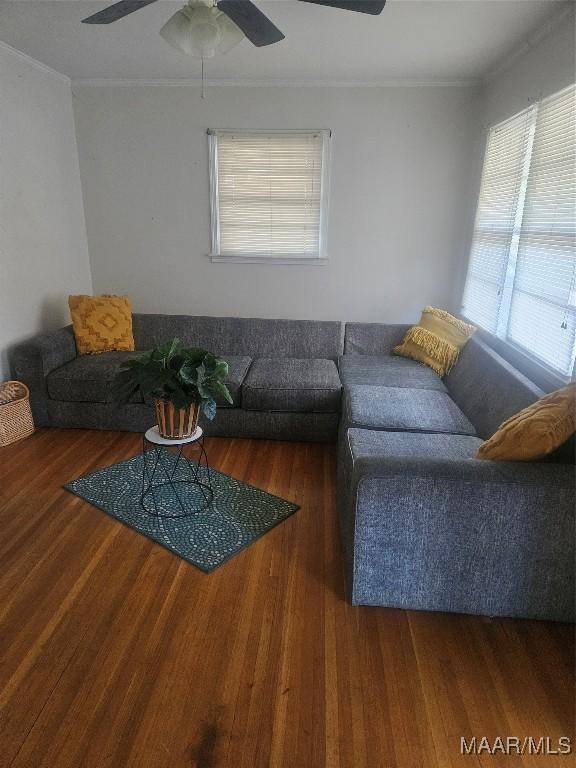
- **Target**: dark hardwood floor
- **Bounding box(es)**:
[0,429,573,768]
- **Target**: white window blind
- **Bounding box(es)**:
[462,106,536,334]
[507,86,576,375]
[208,130,330,263]
[462,83,576,378]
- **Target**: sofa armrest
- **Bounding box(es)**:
[11,326,77,426]
[344,453,574,619]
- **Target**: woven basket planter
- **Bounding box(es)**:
[0,381,35,447]
[155,399,200,440]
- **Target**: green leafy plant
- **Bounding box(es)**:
[112,338,233,420]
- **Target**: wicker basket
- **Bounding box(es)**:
[0,381,35,447]
[155,399,200,440]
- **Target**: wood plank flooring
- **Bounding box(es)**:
[0,429,573,768]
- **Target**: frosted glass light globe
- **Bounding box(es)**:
[160,2,243,59]
[188,7,221,58]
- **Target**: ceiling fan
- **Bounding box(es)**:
[82,0,387,49]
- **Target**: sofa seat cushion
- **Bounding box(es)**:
[242,358,341,413]
[48,353,251,407]
[339,355,447,392]
[345,385,476,435]
[347,427,484,468]
[47,352,144,403]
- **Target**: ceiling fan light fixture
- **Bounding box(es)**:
[159,2,243,58]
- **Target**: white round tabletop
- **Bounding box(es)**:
[144,425,204,446]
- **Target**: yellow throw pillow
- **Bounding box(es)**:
[69,295,135,354]
[393,307,476,377]
[477,384,576,461]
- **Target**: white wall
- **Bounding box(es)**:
[0,45,92,379]
[482,5,576,128]
[72,84,480,324]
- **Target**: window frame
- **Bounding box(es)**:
[461,84,576,382]
[208,128,332,265]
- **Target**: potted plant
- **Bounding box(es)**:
[112,338,233,439]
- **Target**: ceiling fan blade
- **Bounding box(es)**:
[82,0,160,25]
[298,0,386,14]
[216,0,285,47]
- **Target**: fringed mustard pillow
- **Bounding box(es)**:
[393,307,476,377]
[69,295,135,354]
[477,383,576,461]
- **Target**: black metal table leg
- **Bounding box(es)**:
[140,426,214,518]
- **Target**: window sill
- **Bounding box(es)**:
[209,254,329,265]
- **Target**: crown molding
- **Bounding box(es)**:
[72,76,480,88]
[483,1,575,83]
[0,40,70,84]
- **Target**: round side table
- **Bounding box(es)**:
[141,425,213,518]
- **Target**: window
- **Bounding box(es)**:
[208,129,331,264]
[462,83,576,378]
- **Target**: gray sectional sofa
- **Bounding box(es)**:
[12,313,575,622]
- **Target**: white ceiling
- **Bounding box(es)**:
[0,0,569,83]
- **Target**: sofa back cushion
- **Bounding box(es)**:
[344,323,412,355]
[132,315,343,360]
[445,335,544,439]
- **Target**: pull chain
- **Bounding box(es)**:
[201,58,206,99]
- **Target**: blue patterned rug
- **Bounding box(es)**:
[65,451,299,572]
